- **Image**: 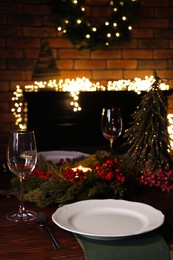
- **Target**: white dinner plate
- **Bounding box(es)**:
[38,150,88,163]
[52,199,164,240]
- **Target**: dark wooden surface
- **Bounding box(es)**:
[1,165,173,259]
[0,197,85,260]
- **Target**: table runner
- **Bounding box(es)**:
[74,231,171,260]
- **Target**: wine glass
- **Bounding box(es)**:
[6,129,37,222]
[101,107,123,153]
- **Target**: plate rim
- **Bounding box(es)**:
[38,150,89,162]
[52,199,164,240]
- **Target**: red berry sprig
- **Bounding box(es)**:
[95,159,125,183]
[139,167,173,192]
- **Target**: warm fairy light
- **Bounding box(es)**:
[11,85,27,129]
[107,75,169,93]
[168,114,173,150]
[11,76,173,149]
[92,27,97,32]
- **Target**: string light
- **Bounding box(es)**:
[11,76,173,150]
[54,0,140,50]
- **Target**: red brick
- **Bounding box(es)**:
[0,93,12,102]
[0,3,22,14]
[154,50,173,59]
[24,49,40,59]
[59,49,90,59]
[0,14,7,24]
[0,112,14,122]
[43,16,57,27]
[74,60,106,70]
[23,27,57,37]
[157,70,173,79]
[123,50,153,59]
[0,70,26,81]
[0,38,5,47]
[0,49,23,58]
[85,0,110,5]
[132,28,154,38]
[140,0,170,7]
[93,70,123,80]
[0,26,22,37]
[139,19,168,28]
[50,38,73,48]
[60,70,91,80]
[0,59,6,69]
[0,123,11,132]
[155,7,173,17]
[59,60,73,70]
[8,15,42,26]
[24,4,52,15]
[6,38,40,48]
[107,60,137,69]
[168,97,173,109]
[139,39,169,49]
[140,8,154,18]
[7,59,35,70]
[168,80,173,88]
[122,40,138,49]
[168,60,173,69]
[155,29,173,38]
[0,81,10,91]
[138,60,167,69]
[91,50,121,59]
[170,40,173,48]
[124,70,154,80]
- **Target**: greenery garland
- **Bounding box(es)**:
[54,0,141,50]
[10,150,173,208]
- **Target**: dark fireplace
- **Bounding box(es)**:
[23,90,172,153]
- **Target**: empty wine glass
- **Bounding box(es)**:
[6,129,37,222]
[101,107,123,153]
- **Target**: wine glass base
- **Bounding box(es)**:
[6,210,37,222]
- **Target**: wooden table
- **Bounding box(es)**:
[1,166,173,260]
[0,197,85,260]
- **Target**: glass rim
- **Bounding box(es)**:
[10,129,35,134]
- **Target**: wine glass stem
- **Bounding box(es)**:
[110,139,114,154]
[19,175,26,214]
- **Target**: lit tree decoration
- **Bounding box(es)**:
[54,0,140,50]
[121,71,173,176]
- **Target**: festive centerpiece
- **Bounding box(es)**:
[10,72,173,207]
[10,149,173,208]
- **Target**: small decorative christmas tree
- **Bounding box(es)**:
[121,71,173,176]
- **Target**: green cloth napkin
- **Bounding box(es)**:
[74,231,171,260]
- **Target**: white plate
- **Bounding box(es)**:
[38,150,88,163]
[52,199,164,240]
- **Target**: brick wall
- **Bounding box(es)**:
[0,0,173,161]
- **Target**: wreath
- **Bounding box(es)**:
[54,0,140,50]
